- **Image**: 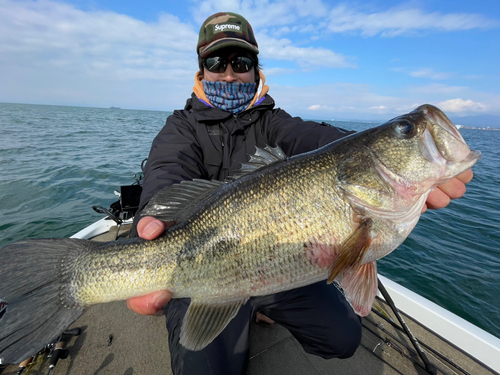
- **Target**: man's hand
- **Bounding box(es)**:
[126,217,172,315]
[422,169,474,212]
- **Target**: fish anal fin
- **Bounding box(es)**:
[327,218,373,283]
[340,261,378,317]
[179,298,248,351]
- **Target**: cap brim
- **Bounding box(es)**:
[199,38,259,58]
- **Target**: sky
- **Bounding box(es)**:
[1,0,499,123]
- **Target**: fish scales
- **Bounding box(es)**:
[74,151,351,305]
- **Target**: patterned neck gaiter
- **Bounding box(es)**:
[202,80,257,114]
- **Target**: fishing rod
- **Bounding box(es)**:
[377,277,438,375]
[46,328,81,375]
[15,326,79,375]
[15,356,37,375]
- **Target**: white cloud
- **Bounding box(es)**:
[0,1,198,73]
[268,82,497,120]
[411,84,466,94]
[409,68,453,80]
[0,0,358,110]
[258,34,355,69]
[0,0,203,109]
[263,67,297,76]
[269,82,411,120]
[327,4,497,37]
[191,0,329,28]
[437,98,486,113]
[192,0,498,39]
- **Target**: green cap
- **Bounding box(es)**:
[197,12,259,58]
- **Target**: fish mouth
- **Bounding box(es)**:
[421,128,448,165]
[417,104,471,163]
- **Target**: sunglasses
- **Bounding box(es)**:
[203,56,255,74]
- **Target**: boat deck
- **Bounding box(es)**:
[2,298,496,375]
[1,223,497,375]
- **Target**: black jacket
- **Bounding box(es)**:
[131,93,354,235]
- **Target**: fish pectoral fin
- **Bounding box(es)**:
[327,218,373,283]
[340,261,378,317]
[179,298,248,351]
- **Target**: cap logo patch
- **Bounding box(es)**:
[214,23,241,33]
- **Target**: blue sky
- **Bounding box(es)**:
[1,0,499,123]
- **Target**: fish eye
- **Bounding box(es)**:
[394,120,416,137]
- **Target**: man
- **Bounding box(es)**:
[127,12,474,375]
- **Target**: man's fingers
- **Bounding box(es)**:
[455,169,474,184]
[425,187,451,210]
[126,290,172,316]
[423,169,473,212]
[130,218,171,315]
[137,216,165,240]
[425,176,467,210]
[435,177,467,200]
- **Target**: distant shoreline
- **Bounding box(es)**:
[461,126,500,131]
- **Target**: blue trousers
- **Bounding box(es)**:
[164,281,362,375]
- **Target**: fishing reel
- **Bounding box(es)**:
[15,328,81,375]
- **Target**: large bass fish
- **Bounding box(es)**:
[0,105,480,364]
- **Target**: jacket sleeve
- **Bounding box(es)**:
[131,110,209,235]
[266,108,355,156]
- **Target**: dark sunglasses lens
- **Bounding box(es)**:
[204,57,226,73]
[231,57,254,73]
[204,56,254,73]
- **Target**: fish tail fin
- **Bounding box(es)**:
[0,238,90,365]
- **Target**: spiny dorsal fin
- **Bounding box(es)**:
[179,298,248,351]
[142,145,287,221]
[243,144,286,171]
[142,179,224,222]
[227,144,287,181]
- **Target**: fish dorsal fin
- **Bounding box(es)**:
[142,145,287,221]
[246,144,286,167]
[227,145,287,180]
[179,298,248,351]
[142,179,224,222]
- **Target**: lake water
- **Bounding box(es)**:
[1,102,499,338]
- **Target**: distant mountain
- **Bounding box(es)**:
[307,113,500,128]
[449,114,500,128]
